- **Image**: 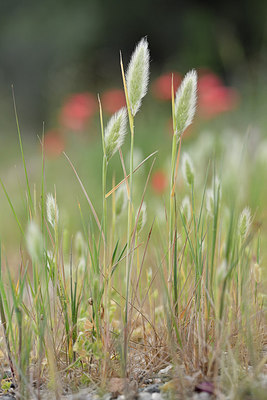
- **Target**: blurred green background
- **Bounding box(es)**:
[0,0,266,130]
[0,0,267,255]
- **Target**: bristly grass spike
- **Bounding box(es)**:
[46,193,59,229]
[104,107,127,162]
[238,206,251,241]
[174,69,197,139]
[182,152,195,186]
[26,221,43,262]
[126,37,150,116]
[181,195,191,221]
[136,202,147,234]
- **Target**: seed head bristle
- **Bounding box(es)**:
[182,152,195,186]
[26,221,43,262]
[46,193,59,229]
[181,195,191,221]
[136,202,147,233]
[75,231,86,259]
[115,185,127,217]
[206,188,214,216]
[174,69,197,138]
[104,107,127,162]
[126,37,150,116]
[238,207,251,240]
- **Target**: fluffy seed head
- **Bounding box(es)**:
[104,107,127,162]
[253,263,261,283]
[174,70,197,138]
[115,185,127,217]
[181,195,191,221]
[182,152,195,186]
[126,38,150,116]
[77,257,86,274]
[238,207,251,241]
[206,188,214,216]
[206,178,221,216]
[26,221,43,262]
[46,193,59,229]
[214,176,221,192]
[136,202,147,234]
[75,231,86,259]
[217,259,228,282]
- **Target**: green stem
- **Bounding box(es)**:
[102,157,108,240]
[169,135,177,232]
[120,52,135,375]
[99,94,109,382]
[124,112,134,374]
[210,183,220,300]
[102,156,108,336]
[0,243,16,383]
[168,135,178,297]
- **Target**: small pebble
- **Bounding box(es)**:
[192,393,211,400]
[102,395,112,400]
[138,393,152,400]
[158,365,172,375]
[143,384,160,393]
[0,396,16,400]
[62,391,95,400]
[143,379,153,385]
[151,394,162,400]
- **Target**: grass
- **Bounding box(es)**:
[0,39,266,399]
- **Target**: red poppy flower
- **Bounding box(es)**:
[60,92,97,131]
[102,89,126,114]
[199,85,239,119]
[151,170,168,194]
[43,130,65,158]
[198,72,239,119]
[152,72,182,101]
[198,72,222,92]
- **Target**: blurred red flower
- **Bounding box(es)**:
[199,86,239,118]
[43,130,65,158]
[60,92,97,131]
[151,170,168,194]
[198,72,239,119]
[102,89,126,114]
[152,72,182,100]
[198,72,222,92]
